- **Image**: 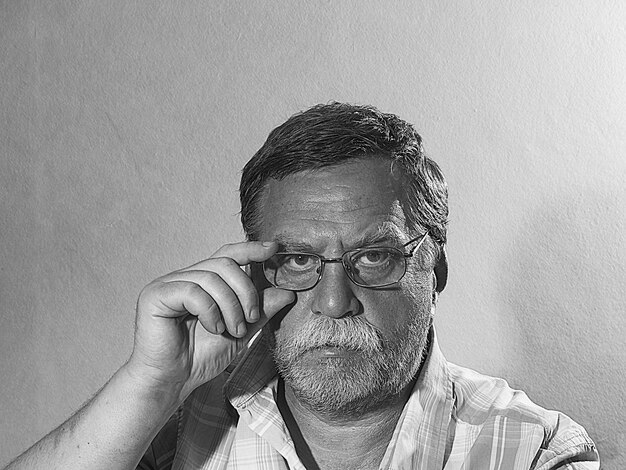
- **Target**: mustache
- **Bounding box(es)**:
[277,315,385,354]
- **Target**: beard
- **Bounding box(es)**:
[267,307,431,418]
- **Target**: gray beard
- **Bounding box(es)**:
[267,311,431,419]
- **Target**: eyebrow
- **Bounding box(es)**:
[273,223,404,252]
[352,223,404,247]
[273,236,315,252]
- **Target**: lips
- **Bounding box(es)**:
[306,342,362,352]
[318,347,359,357]
[298,345,363,360]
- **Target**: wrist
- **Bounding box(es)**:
[118,361,186,415]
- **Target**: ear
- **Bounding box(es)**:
[431,279,439,307]
[433,245,448,293]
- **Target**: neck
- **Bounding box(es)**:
[278,377,415,470]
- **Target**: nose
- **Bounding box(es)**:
[310,262,361,318]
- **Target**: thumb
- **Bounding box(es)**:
[260,287,296,319]
[242,287,295,341]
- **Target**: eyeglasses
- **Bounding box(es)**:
[262,232,429,291]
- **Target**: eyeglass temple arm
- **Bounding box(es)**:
[404,232,429,257]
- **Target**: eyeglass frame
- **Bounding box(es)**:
[261,232,430,291]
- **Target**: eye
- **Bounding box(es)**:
[355,249,391,267]
[280,254,318,272]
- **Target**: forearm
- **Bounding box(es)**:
[4,365,181,470]
[4,242,291,470]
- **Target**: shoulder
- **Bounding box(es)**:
[447,362,599,469]
[448,362,547,425]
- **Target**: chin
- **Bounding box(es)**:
[275,343,426,417]
[266,307,432,417]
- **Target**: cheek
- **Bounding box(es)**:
[400,269,433,303]
[381,274,433,327]
[358,287,429,333]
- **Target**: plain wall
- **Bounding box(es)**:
[1,1,625,467]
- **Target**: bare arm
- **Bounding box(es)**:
[4,241,294,470]
[5,366,179,470]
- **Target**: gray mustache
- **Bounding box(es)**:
[282,316,385,353]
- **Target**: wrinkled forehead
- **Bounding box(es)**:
[256,160,409,244]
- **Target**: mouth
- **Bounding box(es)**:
[320,348,358,357]
[307,345,361,358]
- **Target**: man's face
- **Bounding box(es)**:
[257,159,435,417]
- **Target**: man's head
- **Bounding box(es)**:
[239,103,449,417]
[240,102,448,290]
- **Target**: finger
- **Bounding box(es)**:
[165,262,260,324]
[260,287,296,320]
[148,280,227,335]
[241,287,296,341]
[168,274,250,337]
[184,241,278,270]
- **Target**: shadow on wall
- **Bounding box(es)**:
[498,187,626,469]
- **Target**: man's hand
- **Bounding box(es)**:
[3,241,294,470]
[125,240,295,404]
[4,241,294,470]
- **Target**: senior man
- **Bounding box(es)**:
[6,103,598,469]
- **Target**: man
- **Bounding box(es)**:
[6,103,598,469]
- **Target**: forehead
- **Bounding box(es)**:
[257,159,408,245]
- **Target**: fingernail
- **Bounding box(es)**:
[249,306,260,322]
[236,322,247,337]
[215,321,226,334]
[262,241,275,247]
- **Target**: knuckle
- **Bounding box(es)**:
[212,242,237,257]
[240,285,259,304]
[196,270,220,282]
[209,256,237,269]
[204,299,221,317]
[225,296,243,313]
[179,281,204,298]
[138,281,160,302]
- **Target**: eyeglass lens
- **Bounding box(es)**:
[263,247,407,291]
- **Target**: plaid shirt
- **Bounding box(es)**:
[139,328,598,469]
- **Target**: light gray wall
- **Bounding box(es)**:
[1,1,624,467]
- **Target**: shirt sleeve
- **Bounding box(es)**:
[136,408,182,470]
[534,413,600,470]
